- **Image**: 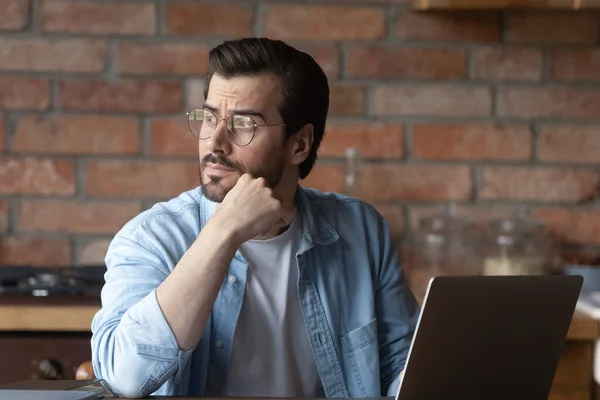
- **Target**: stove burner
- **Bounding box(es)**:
[0,266,106,298]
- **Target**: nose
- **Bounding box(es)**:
[205,118,232,155]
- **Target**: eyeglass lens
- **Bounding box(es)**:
[188,109,256,146]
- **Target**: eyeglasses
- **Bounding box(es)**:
[186,108,287,147]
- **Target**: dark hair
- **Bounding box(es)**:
[203,37,329,179]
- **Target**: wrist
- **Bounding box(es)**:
[205,213,245,250]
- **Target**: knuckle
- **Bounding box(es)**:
[266,194,278,206]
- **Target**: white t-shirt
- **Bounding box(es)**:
[224,215,324,397]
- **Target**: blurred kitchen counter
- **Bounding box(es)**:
[0,296,100,332]
[567,311,599,340]
[0,296,100,383]
[1,296,595,336]
[550,312,599,400]
[0,300,597,399]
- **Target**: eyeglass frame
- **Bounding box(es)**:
[186,107,288,147]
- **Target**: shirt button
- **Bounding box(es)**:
[228,275,237,284]
[215,339,223,348]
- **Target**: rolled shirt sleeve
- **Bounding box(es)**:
[91,230,194,398]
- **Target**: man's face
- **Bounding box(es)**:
[198,73,287,203]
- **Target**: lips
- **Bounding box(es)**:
[205,162,235,172]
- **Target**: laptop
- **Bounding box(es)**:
[0,390,96,400]
[396,275,583,400]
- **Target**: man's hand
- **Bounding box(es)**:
[214,174,296,244]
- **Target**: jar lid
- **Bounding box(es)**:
[489,218,546,233]
[418,216,478,237]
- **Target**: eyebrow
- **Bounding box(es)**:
[203,103,267,122]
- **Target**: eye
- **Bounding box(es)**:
[204,112,217,123]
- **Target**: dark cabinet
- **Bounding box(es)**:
[0,331,92,385]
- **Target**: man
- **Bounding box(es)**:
[91,37,420,398]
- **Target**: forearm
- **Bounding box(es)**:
[156,216,241,350]
[92,290,192,398]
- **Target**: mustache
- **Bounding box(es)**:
[201,153,239,170]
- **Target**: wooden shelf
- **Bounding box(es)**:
[580,0,600,7]
[414,0,600,10]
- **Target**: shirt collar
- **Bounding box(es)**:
[295,185,339,252]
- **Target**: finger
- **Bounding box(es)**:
[238,173,248,182]
[238,173,253,185]
[258,226,273,238]
[270,218,287,233]
[256,178,269,188]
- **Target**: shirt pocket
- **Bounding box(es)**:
[340,318,381,397]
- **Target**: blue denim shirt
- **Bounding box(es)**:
[91,185,420,398]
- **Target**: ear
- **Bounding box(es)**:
[288,124,314,166]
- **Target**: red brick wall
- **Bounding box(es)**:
[1,0,600,267]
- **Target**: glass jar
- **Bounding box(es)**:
[406,205,482,306]
[343,147,365,199]
[483,215,553,276]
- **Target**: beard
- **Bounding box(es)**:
[199,153,285,203]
